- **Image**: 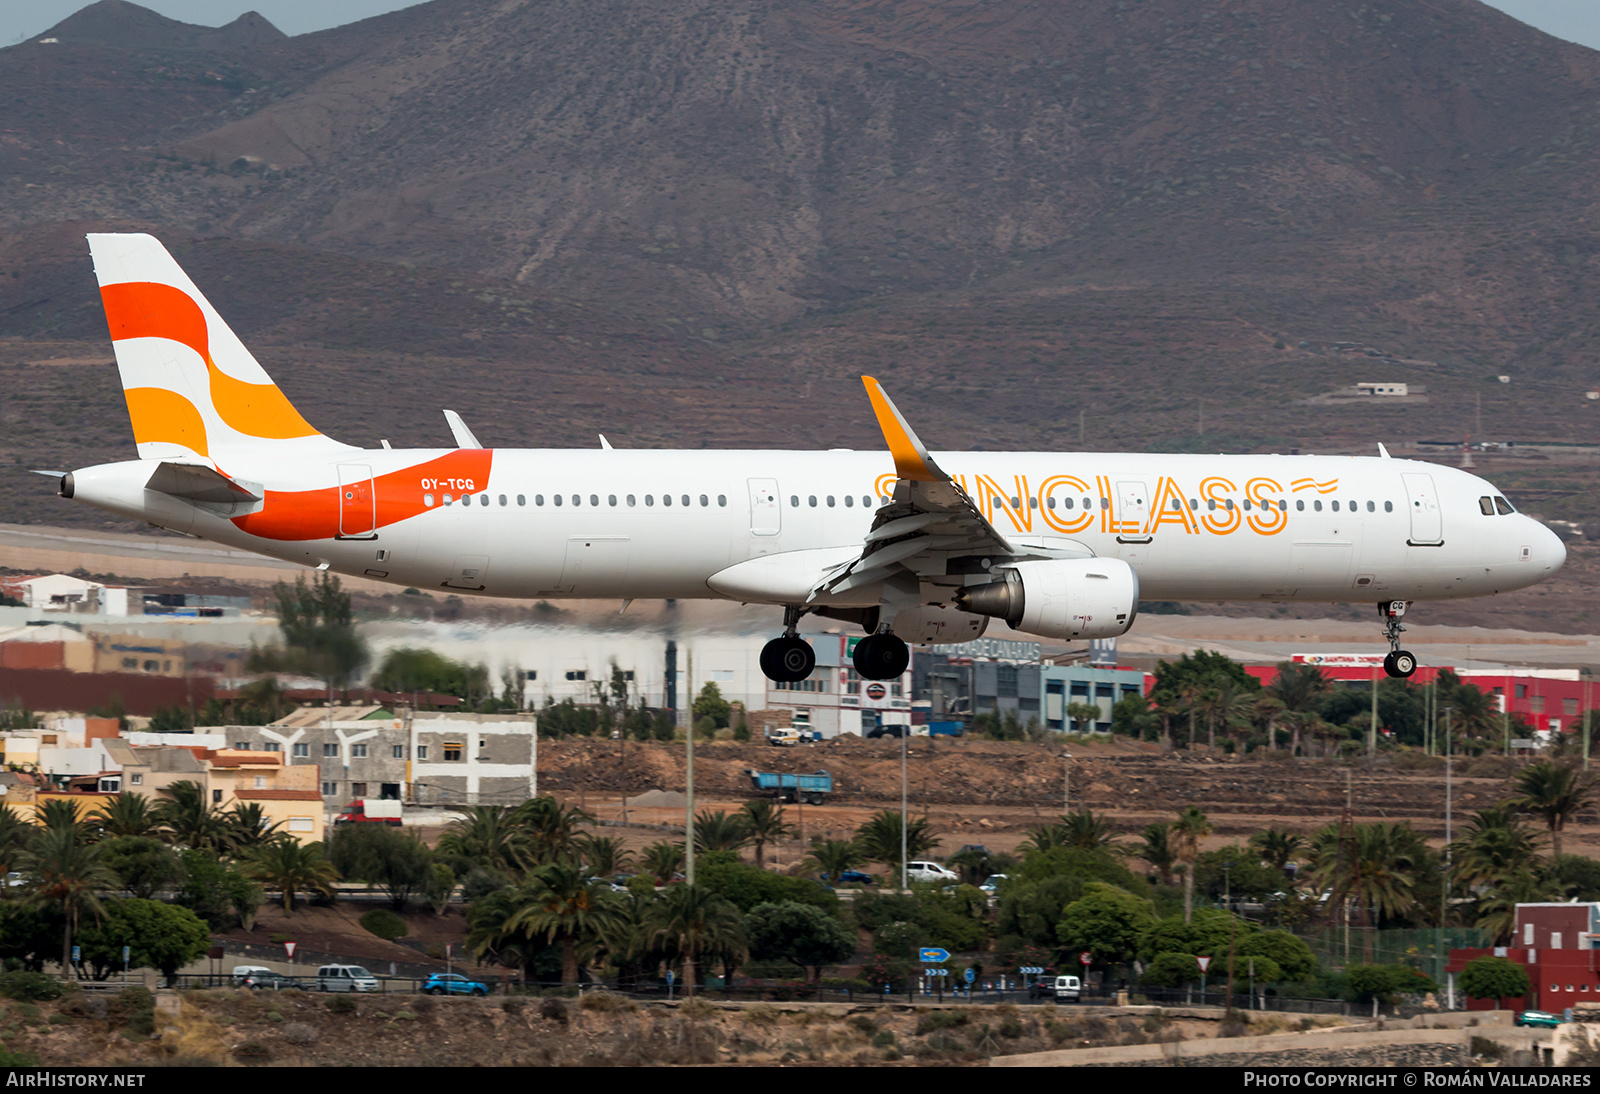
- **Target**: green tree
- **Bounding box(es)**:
[371,647,485,700]
[1055,882,1155,973]
[692,682,732,729]
[500,862,619,984]
[803,839,863,883]
[1346,963,1438,1003]
[0,806,34,883]
[1138,822,1176,886]
[743,900,856,981]
[1307,822,1419,958]
[697,851,835,913]
[1460,955,1530,1003]
[253,572,368,690]
[1262,661,1331,755]
[577,835,633,878]
[693,810,752,855]
[1141,952,1202,988]
[1509,759,1597,858]
[76,899,210,984]
[438,805,528,875]
[329,824,434,910]
[152,781,230,854]
[1065,702,1103,734]
[98,837,184,900]
[90,794,159,840]
[1452,806,1541,890]
[640,841,685,883]
[1248,828,1304,874]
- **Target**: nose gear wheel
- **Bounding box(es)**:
[1378,601,1418,679]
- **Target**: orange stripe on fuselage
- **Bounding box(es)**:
[100,281,320,441]
[232,450,494,541]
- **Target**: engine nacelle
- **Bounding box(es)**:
[954,558,1139,641]
[888,604,990,646]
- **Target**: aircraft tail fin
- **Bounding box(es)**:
[86,233,349,463]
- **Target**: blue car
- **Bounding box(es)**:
[425,973,489,996]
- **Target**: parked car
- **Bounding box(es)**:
[767,728,802,747]
[317,964,380,993]
[240,971,307,991]
[424,973,489,997]
[979,873,1009,894]
[906,861,958,884]
[1515,1010,1564,1029]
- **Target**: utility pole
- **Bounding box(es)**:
[685,647,695,886]
[1369,666,1378,758]
[900,729,908,891]
[1063,752,1072,814]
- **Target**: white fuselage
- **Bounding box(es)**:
[68,448,1566,611]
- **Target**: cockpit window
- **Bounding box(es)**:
[1494,496,1515,515]
[1479,496,1495,516]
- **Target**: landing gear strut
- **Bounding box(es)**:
[759,605,816,683]
[852,630,910,681]
[1379,601,1418,679]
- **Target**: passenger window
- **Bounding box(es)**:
[1010,496,1020,508]
[1100,498,1109,510]
[865,496,874,508]
[609,495,617,506]
[1366,501,1374,512]
[718,495,727,507]
[480,494,488,506]
[699,494,708,507]
[1296,500,1304,511]
[1242,499,1252,511]
[1479,497,1494,515]
[645,495,654,506]
[572,495,581,506]
[1207,500,1216,511]
[791,495,799,507]
[1170,499,1181,511]
[1225,499,1235,511]
[663,494,671,507]
[1314,500,1322,512]
[461,494,471,506]
[681,495,690,507]
[1046,497,1056,510]
[1384,501,1393,512]
[627,495,636,506]
[1331,501,1339,512]
[1495,497,1514,515]
[589,494,598,507]
[827,496,836,507]
[1278,501,1287,512]
[499,495,507,506]
[809,496,817,507]
[516,495,525,506]
[1063,497,1074,510]
[424,493,435,507]
[443,494,453,505]
[1028,497,1037,510]
[535,494,544,506]
[554,495,562,506]
[844,495,853,508]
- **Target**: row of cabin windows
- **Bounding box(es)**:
[422,492,733,508]
[993,496,1398,514]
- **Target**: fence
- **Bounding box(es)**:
[1298,926,1490,979]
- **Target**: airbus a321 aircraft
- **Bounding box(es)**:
[54,234,1567,684]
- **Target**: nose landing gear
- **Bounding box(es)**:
[1379,601,1418,678]
[760,605,817,683]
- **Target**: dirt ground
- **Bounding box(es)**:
[12,989,1311,1067]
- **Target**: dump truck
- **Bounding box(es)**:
[746,768,832,805]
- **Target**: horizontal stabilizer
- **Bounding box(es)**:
[144,461,262,503]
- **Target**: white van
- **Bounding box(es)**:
[1053,975,1082,1003]
[317,964,380,993]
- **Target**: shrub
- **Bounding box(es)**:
[871,1030,896,1049]
[915,1009,970,1035]
[359,909,409,941]
[326,995,357,1015]
[282,1022,317,1046]
[0,972,64,1002]
[578,991,632,1013]
[110,987,155,1038]
[232,1040,273,1061]
[539,997,568,1024]
[1461,956,1530,1003]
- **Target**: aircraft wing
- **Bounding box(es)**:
[808,378,1089,601]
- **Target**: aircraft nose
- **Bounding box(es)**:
[1530,519,1567,574]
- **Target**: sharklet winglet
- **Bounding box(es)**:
[862,376,946,483]
[442,409,483,449]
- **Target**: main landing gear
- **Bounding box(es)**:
[760,606,816,684]
[1379,601,1418,679]
[758,606,910,683]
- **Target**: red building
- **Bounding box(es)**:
[1246,656,1596,738]
[1447,904,1600,1012]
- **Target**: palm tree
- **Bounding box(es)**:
[90,793,159,839]
[242,838,339,912]
[1307,822,1418,960]
[153,781,230,852]
[577,835,633,878]
[516,797,594,867]
[1452,806,1542,889]
[640,841,685,883]
[1138,822,1176,885]
[854,810,939,876]
[438,805,528,875]
[739,799,793,867]
[21,826,118,974]
[1264,662,1331,755]
[644,883,745,995]
[36,799,84,837]
[803,839,862,883]
[692,810,751,855]
[0,806,34,887]
[225,803,282,851]
[1169,806,1213,923]
[1509,759,1597,858]
[500,862,619,984]
[1476,869,1564,945]
[1249,827,1304,874]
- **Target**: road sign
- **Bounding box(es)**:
[926,968,949,977]
[963,968,975,984]
[919,947,951,964]
[666,971,675,986]
[284,941,297,959]
[1018,966,1045,974]
[1079,952,1092,966]
[1197,956,1212,972]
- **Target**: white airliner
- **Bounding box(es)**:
[55,234,1566,683]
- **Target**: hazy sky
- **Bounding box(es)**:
[6,0,1600,51]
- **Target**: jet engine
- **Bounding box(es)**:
[953,558,1139,641]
